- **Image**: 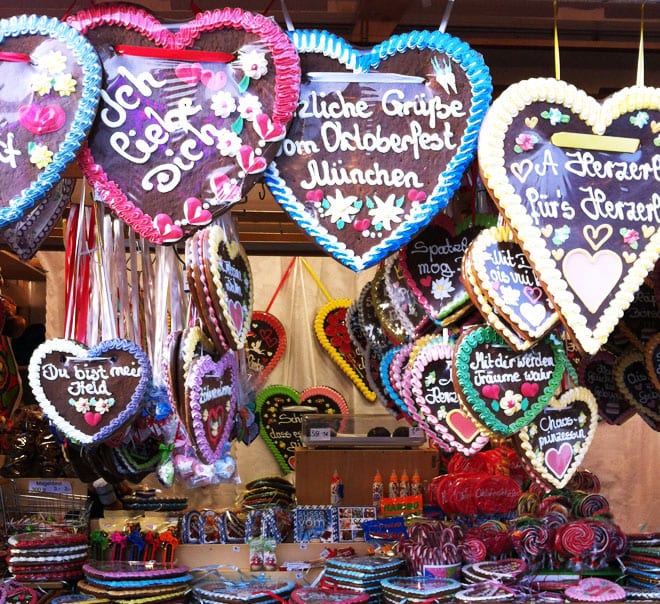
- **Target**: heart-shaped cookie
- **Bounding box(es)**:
[370,264,407,345]
[405,335,489,455]
[0,15,100,228]
[564,578,625,602]
[0,178,74,261]
[314,299,376,402]
[69,4,300,244]
[380,344,413,417]
[645,333,660,391]
[246,310,286,389]
[185,350,237,464]
[401,214,481,324]
[478,79,660,355]
[617,280,659,351]
[453,325,565,436]
[614,350,660,428]
[513,386,598,489]
[265,29,492,271]
[256,384,348,473]
[468,225,558,341]
[578,350,635,425]
[28,338,151,445]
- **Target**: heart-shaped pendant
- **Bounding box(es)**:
[256,384,348,473]
[614,350,660,429]
[478,79,660,355]
[314,299,376,402]
[246,311,287,389]
[185,350,237,464]
[513,386,598,489]
[0,15,101,228]
[69,4,300,244]
[265,29,491,271]
[28,338,151,445]
[453,325,565,436]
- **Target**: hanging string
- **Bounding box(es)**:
[262,0,277,16]
[285,258,300,387]
[300,258,332,302]
[438,0,456,33]
[265,257,296,314]
[637,1,645,87]
[128,229,142,345]
[189,0,201,14]
[553,0,561,81]
[279,0,295,32]
[297,258,318,386]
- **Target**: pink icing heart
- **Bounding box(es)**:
[237,145,267,174]
[445,409,481,443]
[482,384,500,399]
[184,197,212,226]
[253,113,286,141]
[211,174,242,203]
[174,63,203,85]
[407,189,427,202]
[18,104,66,135]
[523,286,544,304]
[200,69,227,91]
[521,382,539,398]
[306,189,324,202]
[420,276,432,287]
[353,219,370,232]
[545,442,573,479]
[153,213,184,242]
[84,412,103,427]
[229,299,244,332]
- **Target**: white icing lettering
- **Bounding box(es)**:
[0,133,21,169]
[579,186,660,223]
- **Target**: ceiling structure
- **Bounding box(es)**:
[1,0,658,272]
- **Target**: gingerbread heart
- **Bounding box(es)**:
[28,338,151,445]
[478,79,660,355]
[564,578,625,602]
[401,215,481,323]
[614,350,660,428]
[185,351,237,464]
[514,386,598,489]
[69,4,300,244]
[404,335,489,455]
[256,384,348,473]
[0,178,74,261]
[380,344,413,417]
[617,280,659,351]
[469,225,558,341]
[644,333,660,391]
[578,350,635,425]
[314,299,376,402]
[453,325,565,436]
[246,310,286,389]
[265,29,491,272]
[0,15,100,228]
[370,264,407,345]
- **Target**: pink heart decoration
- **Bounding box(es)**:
[524,286,544,305]
[482,384,500,400]
[70,4,300,244]
[545,443,573,480]
[253,113,287,142]
[520,382,539,398]
[84,412,103,427]
[445,409,482,444]
[184,197,213,226]
[18,104,66,135]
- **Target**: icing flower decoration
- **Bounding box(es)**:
[53,73,77,96]
[30,72,54,96]
[28,143,53,169]
[578,412,586,427]
[500,285,521,306]
[499,390,523,416]
[71,397,91,413]
[620,227,639,249]
[514,132,538,153]
[367,194,405,231]
[237,93,263,121]
[215,129,242,157]
[629,111,649,128]
[654,134,660,147]
[431,276,455,301]
[238,49,268,80]
[211,91,237,118]
[35,50,67,74]
[552,225,571,246]
[528,423,538,438]
[541,107,569,126]
[320,190,361,228]
[95,398,114,414]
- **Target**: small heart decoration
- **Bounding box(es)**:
[401,215,481,323]
[0,15,101,229]
[404,334,489,455]
[70,4,300,244]
[614,350,660,428]
[185,350,237,464]
[453,325,565,436]
[314,299,376,402]
[578,350,635,425]
[28,338,151,445]
[513,386,598,489]
[478,78,660,355]
[256,384,348,474]
[265,28,491,272]
[644,333,660,392]
[246,310,287,389]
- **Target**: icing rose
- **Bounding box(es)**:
[500,390,523,416]
[514,132,537,152]
[238,49,268,80]
[211,91,237,118]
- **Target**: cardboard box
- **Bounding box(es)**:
[294,447,440,506]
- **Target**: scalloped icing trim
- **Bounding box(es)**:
[453,325,565,437]
[469,225,559,340]
[265,28,492,272]
[186,351,237,465]
[515,386,598,489]
[478,78,660,355]
[247,310,287,388]
[382,254,428,338]
[379,344,413,417]
[614,350,660,423]
[27,338,151,445]
[346,295,368,358]
[205,225,253,350]
[314,298,376,402]
[82,561,189,579]
[70,5,300,245]
[0,15,101,228]
[644,332,660,392]
[299,385,349,415]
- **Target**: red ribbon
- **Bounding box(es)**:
[265,256,296,314]
[115,45,234,63]
[0,52,30,63]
